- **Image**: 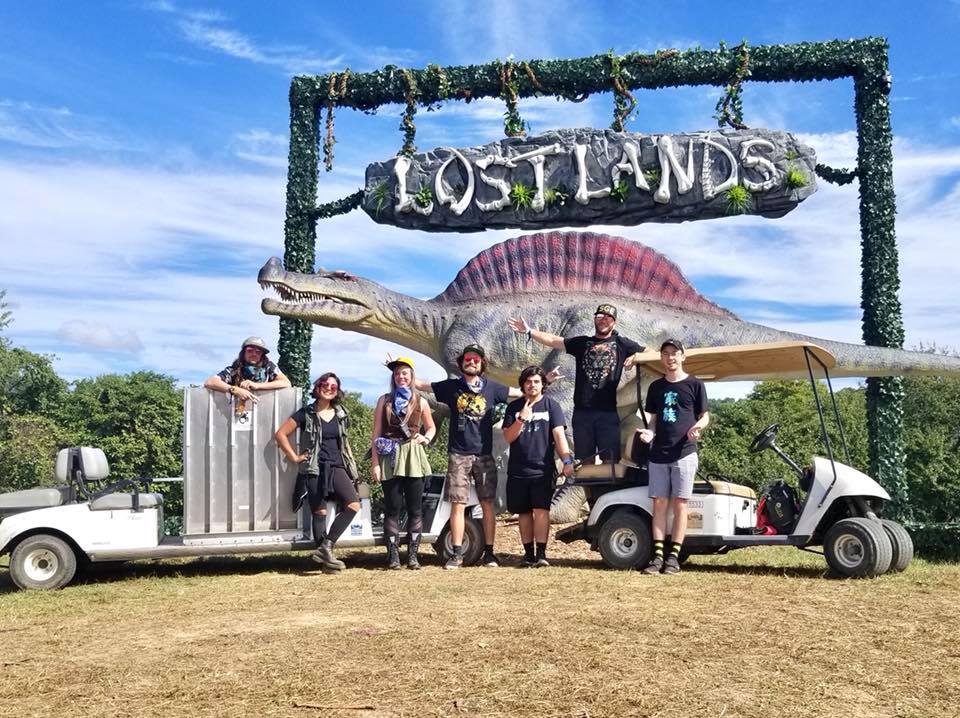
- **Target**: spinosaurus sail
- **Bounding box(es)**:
[260,231,960,387]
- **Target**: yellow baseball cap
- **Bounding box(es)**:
[387,356,416,371]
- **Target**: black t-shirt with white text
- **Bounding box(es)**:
[503,396,566,479]
[644,375,708,463]
[565,333,643,411]
[432,377,510,456]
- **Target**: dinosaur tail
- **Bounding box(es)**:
[816,339,960,378]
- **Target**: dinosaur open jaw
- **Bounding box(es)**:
[259,279,371,320]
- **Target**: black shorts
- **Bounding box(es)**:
[305,468,358,512]
[506,473,555,514]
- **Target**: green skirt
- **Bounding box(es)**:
[381,440,432,481]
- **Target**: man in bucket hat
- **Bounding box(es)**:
[509,304,644,463]
[204,336,291,402]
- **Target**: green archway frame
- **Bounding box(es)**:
[280,37,907,517]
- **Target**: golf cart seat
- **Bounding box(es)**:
[0,487,72,520]
[693,477,757,499]
[575,429,648,482]
[55,446,164,511]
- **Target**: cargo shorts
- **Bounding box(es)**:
[444,452,498,504]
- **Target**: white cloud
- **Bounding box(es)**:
[232,128,288,169]
[0,99,129,151]
[147,3,344,74]
[56,321,144,353]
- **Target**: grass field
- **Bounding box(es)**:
[1,526,957,718]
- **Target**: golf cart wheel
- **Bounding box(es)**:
[597,510,652,570]
[9,534,78,591]
[881,519,914,573]
[824,518,893,578]
[434,515,484,566]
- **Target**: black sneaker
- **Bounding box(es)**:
[642,556,664,575]
[444,554,463,570]
[521,555,537,568]
[662,555,681,575]
[534,556,550,568]
[482,552,500,567]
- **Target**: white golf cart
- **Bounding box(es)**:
[555,341,914,578]
[0,387,484,590]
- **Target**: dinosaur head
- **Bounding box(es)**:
[258,257,442,357]
[259,257,377,326]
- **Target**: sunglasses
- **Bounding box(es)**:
[462,354,482,363]
[317,381,339,390]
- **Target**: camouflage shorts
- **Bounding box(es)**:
[445,453,498,503]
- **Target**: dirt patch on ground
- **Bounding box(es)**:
[1,524,957,718]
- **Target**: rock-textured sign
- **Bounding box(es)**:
[363,128,817,232]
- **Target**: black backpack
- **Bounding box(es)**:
[763,480,800,534]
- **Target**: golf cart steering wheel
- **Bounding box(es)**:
[749,423,780,454]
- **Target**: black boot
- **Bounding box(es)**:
[407,533,422,570]
[386,534,401,570]
[312,539,345,571]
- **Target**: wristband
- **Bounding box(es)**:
[562,457,574,465]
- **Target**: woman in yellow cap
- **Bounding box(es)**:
[371,356,436,569]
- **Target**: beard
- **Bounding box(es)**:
[461,364,481,377]
[594,323,614,338]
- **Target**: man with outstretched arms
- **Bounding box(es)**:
[502,365,574,567]
[508,304,643,463]
[638,339,709,576]
[412,344,511,569]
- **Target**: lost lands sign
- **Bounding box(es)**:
[363,128,817,232]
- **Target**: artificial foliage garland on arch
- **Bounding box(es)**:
[281,37,907,513]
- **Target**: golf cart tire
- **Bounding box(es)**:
[881,519,914,573]
[824,517,893,578]
[434,516,484,566]
[9,534,78,591]
[550,483,586,524]
[597,509,652,570]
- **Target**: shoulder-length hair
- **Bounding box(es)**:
[311,372,344,406]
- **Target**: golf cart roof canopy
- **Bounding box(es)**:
[633,341,837,381]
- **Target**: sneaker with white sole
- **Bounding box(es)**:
[662,555,681,575]
[643,556,664,575]
[481,552,500,567]
[444,554,463,570]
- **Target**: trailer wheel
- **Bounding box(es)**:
[597,510,652,570]
[9,534,78,590]
[824,518,892,578]
[434,515,484,566]
[881,519,914,573]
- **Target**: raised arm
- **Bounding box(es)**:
[507,317,566,351]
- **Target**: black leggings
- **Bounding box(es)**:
[383,476,425,538]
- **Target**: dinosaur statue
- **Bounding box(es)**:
[259,230,960,387]
[260,230,960,522]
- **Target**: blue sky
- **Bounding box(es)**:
[2,1,959,402]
